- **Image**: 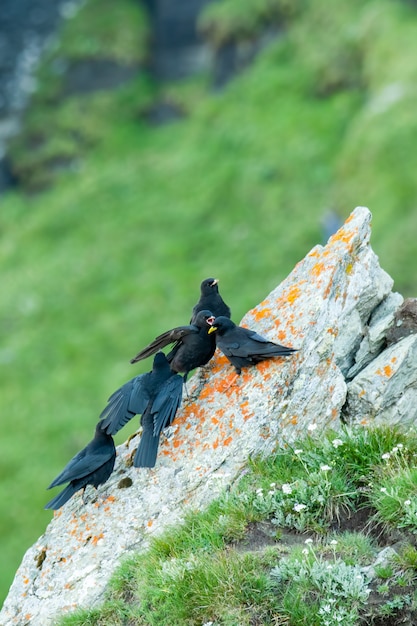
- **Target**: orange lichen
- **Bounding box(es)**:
[376,365,393,377]
[23,577,29,585]
[290,416,298,425]
[310,262,326,277]
[223,436,233,446]
[147,519,153,528]
[286,284,301,304]
[252,306,273,322]
[91,534,104,546]
[359,389,366,397]
[173,439,183,448]
[212,439,219,449]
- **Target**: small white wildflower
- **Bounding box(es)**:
[268,490,275,496]
[305,538,313,545]
[302,548,309,555]
[381,453,391,460]
[404,500,411,506]
[332,438,343,448]
[293,503,307,512]
[320,464,332,472]
[330,540,338,546]
[308,423,318,432]
[256,488,263,495]
[282,483,292,495]
[397,443,404,449]
[392,446,399,454]
[294,449,303,455]
[270,482,276,488]
[380,487,388,494]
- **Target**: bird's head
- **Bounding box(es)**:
[194,309,215,327]
[201,278,219,294]
[207,316,235,335]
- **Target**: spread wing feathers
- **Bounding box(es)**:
[151,375,184,437]
[99,374,151,435]
[47,448,114,488]
[130,325,198,363]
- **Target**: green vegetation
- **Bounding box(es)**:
[57,425,417,625]
[2,0,417,607]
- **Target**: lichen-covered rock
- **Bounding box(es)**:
[386,297,417,346]
[0,206,395,626]
[347,291,404,379]
[344,334,417,427]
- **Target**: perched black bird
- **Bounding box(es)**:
[191,278,231,323]
[45,423,116,510]
[208,316,297,374]
[99,352,183,468]
[130,310,216,382]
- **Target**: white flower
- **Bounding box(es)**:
[332,438,343,448]
[392,446,399,454]
[320,464,332,472]
[380,487,388,493]
[256,488,263,495]
[282,483,292,495]
[404,500,411,506]
[330,540,338,546]
[293,503,307,512]
[397,443,404,449]
[270,482,276,488]
[305,538,313,545]
[294,449,303,455]
[381,453,391,460]
[308,423,318,432]
[302,548,309,555]
[268,490,275,496]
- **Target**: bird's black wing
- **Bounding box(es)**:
[47,447,114,488]
[224,327,296,357]
[130,325,199,363]
[99,373,151,434]
[151,374,184,436]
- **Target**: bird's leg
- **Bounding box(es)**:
[81,486,87,505]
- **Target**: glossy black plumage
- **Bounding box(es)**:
[45,422,116,510]
[99,352,183,468]
[190,278,231,323]
[208,316,297,374]
[130,310,216,382]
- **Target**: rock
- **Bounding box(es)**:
[386,297,417,346]
[0,206,397,625]
[347,291,404,379]
[344,334,417,427]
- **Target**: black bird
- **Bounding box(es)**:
[45,423,116,510]
[208,316,297,374]
[99,352,183,468]
[191,278,231,323]
[130,310,216,382]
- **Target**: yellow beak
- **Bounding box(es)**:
[208,326,217,334]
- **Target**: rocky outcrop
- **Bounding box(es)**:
[2,206,416,626]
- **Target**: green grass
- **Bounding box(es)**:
[55,425,417,625]
[3,0,417,606]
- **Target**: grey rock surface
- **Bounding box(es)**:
[1,206,407,626]
[344,333,417,427]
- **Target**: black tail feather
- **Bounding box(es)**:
[44,483,79,510]
[133,430,160,468]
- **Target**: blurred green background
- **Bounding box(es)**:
[2,0,417,605]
